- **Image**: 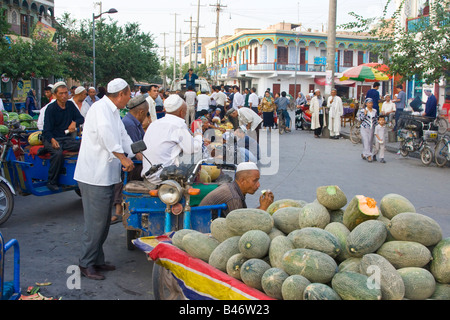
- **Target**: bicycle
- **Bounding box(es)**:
[349,107,362,144]
[434,133,450,167]
[436,104,449,135]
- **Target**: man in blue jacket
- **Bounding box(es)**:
[43,82,84,191]
[422,89,437,119]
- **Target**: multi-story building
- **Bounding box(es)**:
[0,0,55,109]
[205,22,383,100]
[1,0,54,38]
[183,36,215,67]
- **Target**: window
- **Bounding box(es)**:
[21,14,29,37]
[343,51,353,67]
[358,51,364,65]
[277,46,288,65]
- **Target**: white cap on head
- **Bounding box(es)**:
[75,86,86,95]
[107,78,128,94]
[52,81,67,93]
[236,162,259,173]
[164,94,184,113]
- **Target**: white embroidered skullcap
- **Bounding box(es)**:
[236,162,259,173]
[75,86,86,95]
[164,94,184,113]
[52,81,67,93]
[107,78,129,94]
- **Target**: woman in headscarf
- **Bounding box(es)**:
[358,98,378,162]
[25,89,37,115]
[261,91,275,131]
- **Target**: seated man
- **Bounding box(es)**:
[235,127,260,163]
[43,82,84,191]
[199,162,274,218]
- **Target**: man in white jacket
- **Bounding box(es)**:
[327,88,344,139]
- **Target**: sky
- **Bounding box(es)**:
[54,0,396,59]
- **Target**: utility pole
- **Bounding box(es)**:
[178,29,183,79]
[195,0,202,68]
[171,13,179,83]
[325,0,337,96]
[184,16,197,69]
[161,32,169,89]
[210,0,227,85]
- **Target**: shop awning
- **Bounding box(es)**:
[314,77,356,87]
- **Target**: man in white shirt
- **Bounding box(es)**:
[213,85,227,118]
[248,88,259,114]
[74,78,135,280]
[196,90,211,118]
[145,85,159,123]
[37,85,55,130]
[142,94,203,187]
[227,107,263,143]
[232,86,245,110]
[381,94,396,127]
[184,85,197,127]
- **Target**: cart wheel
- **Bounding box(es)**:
[0,182,14,226]
[126,229,140,251]
[152,264,185,300]
[437,117,448,135]
[420,146,433,166]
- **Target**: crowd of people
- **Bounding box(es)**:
[29,72,440,281]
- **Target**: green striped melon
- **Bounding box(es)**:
[343,195,380,230]
[226,208,274,235]
[287,227,341,258]
[269,235,294,269]
[380,193,416,219]
[331,271,382,300]
[210,218,238,242]
[182,232,220,262]
[298,200,330,229]
[376,241,432,269]
[240,258,271,290]
[430,283,450,300]
[172,229,199,250]
[316,185,347,210]
[430,238,450,284]
[266,199,305,215]
[238,230,271,259]
[346,220,387,258]
[360,253,405,300]
[303,283,341,300]
[226,253,248,280]
[397,267,436,300]
[281,275,311,300]
[208,236,241,272]
[338,257,362,273]
[261,268,290,300]
[272,207,301,234]
[388,212,442,246]
[282,248,337,283]
[324,222,351,262]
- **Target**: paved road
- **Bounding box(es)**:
[1,124,448,300]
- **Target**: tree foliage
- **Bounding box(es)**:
[340,0,450,84]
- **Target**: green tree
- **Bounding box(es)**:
[0,8,10,49]
[54,13,93,83]
[79,18,160,87]
[341,0,450,84]
[0,33,63,111]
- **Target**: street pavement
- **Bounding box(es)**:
[0,115,449,300]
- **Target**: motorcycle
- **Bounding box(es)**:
[122,140,236,250]
[295,104,312,130]
[397,115,439,165]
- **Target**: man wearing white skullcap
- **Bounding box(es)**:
[199,161,274,217]
[85,86,99,107]
[74,78,135,280]
[141,94,203,186]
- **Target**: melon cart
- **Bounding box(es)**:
[133,235,274,300]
